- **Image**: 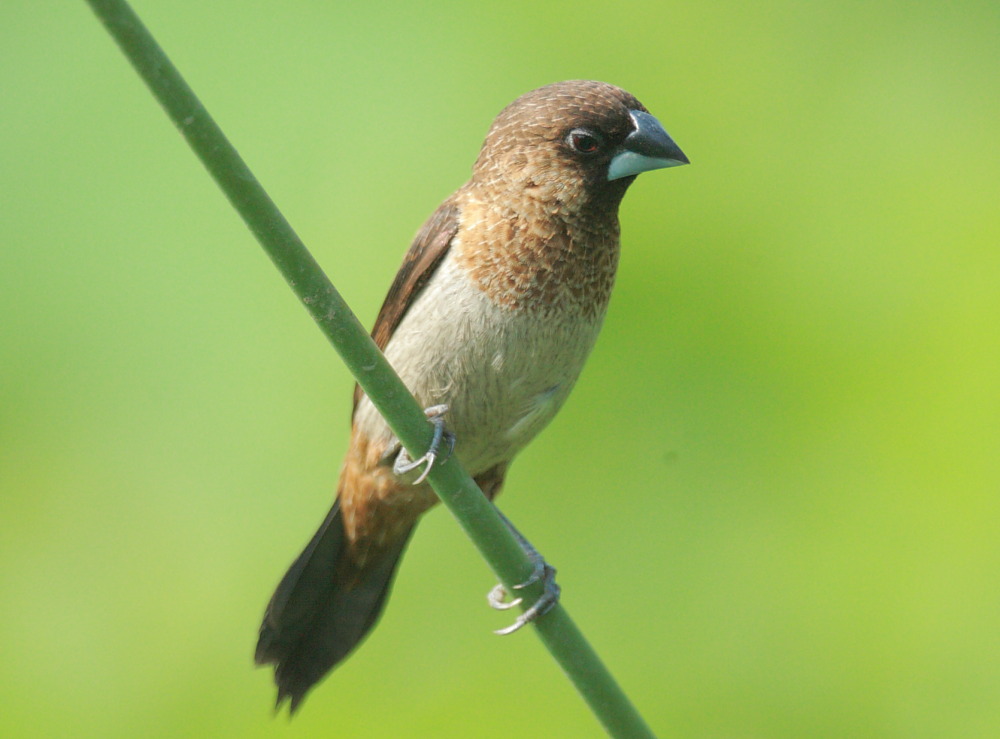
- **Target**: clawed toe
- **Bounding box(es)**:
[487,583,522,611]
[393,404,455,484]
[489,562,560,635]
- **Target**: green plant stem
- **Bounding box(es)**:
[84,1,658,737]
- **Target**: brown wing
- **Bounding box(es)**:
[352,198,461,415]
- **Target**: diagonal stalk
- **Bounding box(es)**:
[84,2,658,736]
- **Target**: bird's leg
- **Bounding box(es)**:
[392,404,455,485]
[487,509,561,635]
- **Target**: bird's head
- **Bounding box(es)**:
[471,80,688,217]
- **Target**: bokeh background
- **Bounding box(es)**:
[2,1,998,737]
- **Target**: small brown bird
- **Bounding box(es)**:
[256,80,688,710]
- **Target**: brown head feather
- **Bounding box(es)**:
[454,81,649,313]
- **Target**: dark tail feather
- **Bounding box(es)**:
[255,500,413,712]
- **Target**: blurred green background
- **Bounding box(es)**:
[2,1,998,737]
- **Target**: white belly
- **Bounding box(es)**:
[353,257,606,475]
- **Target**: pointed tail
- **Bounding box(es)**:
[255,500,413,711]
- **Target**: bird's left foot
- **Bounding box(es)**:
[393,404,455,485]
[488,560,560,635]
[487,510,561,635]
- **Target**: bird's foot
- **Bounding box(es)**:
[393,404,455,485]
[487,509,561,635]
[488,561,560,635]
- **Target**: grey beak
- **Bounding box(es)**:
[607,110,689,181]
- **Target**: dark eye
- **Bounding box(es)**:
[567,129,603,154]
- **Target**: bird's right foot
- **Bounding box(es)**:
[392,404,455,485]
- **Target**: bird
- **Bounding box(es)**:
[255,79,688,711]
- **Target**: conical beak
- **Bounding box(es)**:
[607,110,689,181]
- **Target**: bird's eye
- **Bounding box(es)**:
[567,129,602,154]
